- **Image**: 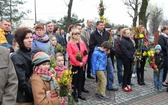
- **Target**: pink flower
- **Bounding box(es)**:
[151,56,154,59]
[144,35,148,40]
[150,63,154,68]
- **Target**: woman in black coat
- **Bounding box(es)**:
[158,26,168,86]
[120,28,135,92]
[11,27,34,105]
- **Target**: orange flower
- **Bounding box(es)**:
[135,52,140,55]
[144,42,148,46]
[153,65,157,69]
[134,35,138,39]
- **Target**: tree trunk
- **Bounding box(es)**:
[139,0,148,27]
[132,0,138,27]
[9,0,12,24]
[66,0,73,31]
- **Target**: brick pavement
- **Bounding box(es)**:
[76,66,168,105]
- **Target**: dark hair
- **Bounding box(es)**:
[35,23,45,30]
[161,26,168,32]
[67,24,74,33]
[96,21,103,26]
[12,39,17,46]
[53,25,60,33]
[14,27,32,49]
[117,26,124,32]
[100,41,111,50]
[74,23,82,28]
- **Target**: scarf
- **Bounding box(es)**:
[55,65,68,71]
[161,33,168,39]
[35,68,58,98]
[33,34,49,42]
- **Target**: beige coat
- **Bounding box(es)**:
[30,73,60,105]
[81,27,93,45]
[0,46,18,105]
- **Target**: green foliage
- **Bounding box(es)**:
[0,0,31,29]
[98,0,105,17]
[52,14,84,32]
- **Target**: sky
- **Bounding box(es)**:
[24,0,168,26]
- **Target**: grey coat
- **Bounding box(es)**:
[0,46,18,105]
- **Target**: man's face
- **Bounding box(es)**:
[96,23,104,31]
[87,20,93,27]
[46,23,54,33]
[76,26,82,33]
[0,21,11,32]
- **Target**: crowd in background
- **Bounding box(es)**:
[0,19,168,105]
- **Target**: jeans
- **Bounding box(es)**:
[116,57,123,85]
[133,63,137,74]
[0,43,11,48]
[154,68,164,89]
[87,52,92,76]
[106,57,114,89]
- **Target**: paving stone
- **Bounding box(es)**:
[75,66,168,105]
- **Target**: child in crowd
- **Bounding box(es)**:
[12,39,19,52]
[31,51,61,105]
[50,35,57,54]
[9,39,19,56]
[0,28,11,49]
[91,41,111,99]
[55,53,69,105]
[55,53,68,78]
[154,45,164,91]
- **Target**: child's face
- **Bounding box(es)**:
[103,48,110,54]
[155,49,160,54]
[12,43,19,52]
[38,62,50,70]
[51,37,57,46]
[56,56,64,67]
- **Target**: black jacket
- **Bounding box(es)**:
[154,52,164,69]
[120,36,135,62]
[89,29,110,53]
[11,48,34,103]
[158,35,168,56]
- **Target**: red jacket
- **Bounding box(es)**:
[67,41,88,66]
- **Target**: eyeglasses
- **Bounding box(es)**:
[73,33,80,35]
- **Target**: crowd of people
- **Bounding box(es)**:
[0,19,168,105]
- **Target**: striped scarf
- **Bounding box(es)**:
[35,68,58,98]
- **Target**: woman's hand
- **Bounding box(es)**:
[134,58,137,62]
[79,62,83,67]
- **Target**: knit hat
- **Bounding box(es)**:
[155,45,162,51]
[32,52,50,66]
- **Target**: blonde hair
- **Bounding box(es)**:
[69,28,82,43]
[49,35,57,40]
[55,53,64,59]
[120,28,130,39]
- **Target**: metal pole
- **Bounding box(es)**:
[34,0,37,23]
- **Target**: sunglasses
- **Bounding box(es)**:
[73,33,80,35]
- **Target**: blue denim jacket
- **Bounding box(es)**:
[91,47,107,75]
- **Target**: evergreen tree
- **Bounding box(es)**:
[0,0,30,29]
[53,14,84,32]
